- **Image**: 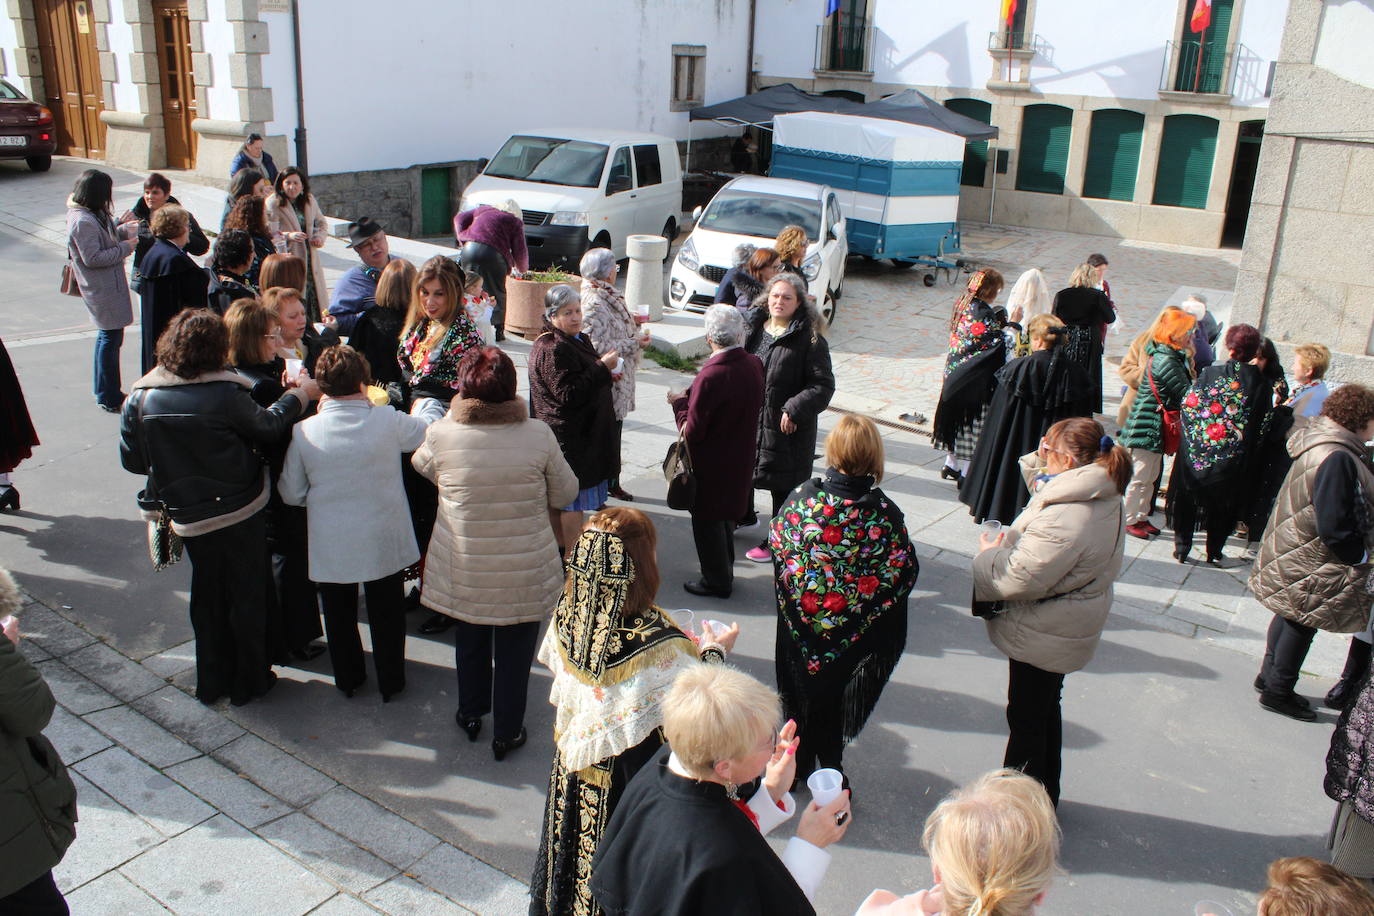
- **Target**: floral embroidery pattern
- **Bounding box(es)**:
[1182,367,1252,472]
[399,314,485,390]
[944,299,1006,378]
[770,489,913,674]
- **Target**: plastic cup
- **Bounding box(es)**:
[808,768,844,806]
[612,357,625,379]
[981,520,1002,542]
[634,304,650,325]
[703,618,728,634]
[671,608,694,632]
[1195,902,1235,916]
[284,358,303,380]
[313,322,326,334]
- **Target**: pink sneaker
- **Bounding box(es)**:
[745,546,771,563]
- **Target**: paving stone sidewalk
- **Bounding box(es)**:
[16,597,527,916]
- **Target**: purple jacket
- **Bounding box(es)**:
[672,347,764,521]
[454,206,529,273]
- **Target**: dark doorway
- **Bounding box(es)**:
[1221,120,1264,248]
[34,0,105,158]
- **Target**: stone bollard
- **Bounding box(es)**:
[625,234,669,322]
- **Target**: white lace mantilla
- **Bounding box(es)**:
[538,624,697,773]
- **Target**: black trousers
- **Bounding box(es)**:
[1004,658,1067,807]
[1171,485,1233,560]
[459,241,509,330]
[610,419,623,488]
[690,514,735,593]
[318,572,407,697]
[453,619,541,741]
[181,511,275,705]
[0,870,68,916]
[1260,614,1318,696]
[268,502,322,652]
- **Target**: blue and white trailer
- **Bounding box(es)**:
[770,111,967,279]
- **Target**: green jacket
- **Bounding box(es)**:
[0,636,78,897]
[1118,341,1192,452]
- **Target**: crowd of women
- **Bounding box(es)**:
[0,147,1365,914]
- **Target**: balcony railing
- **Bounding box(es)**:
[988,30,1037,54]
[1161,39,1235,95]
[815,20,873,73]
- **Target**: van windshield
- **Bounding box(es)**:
[698,191,822,239]
[484,136,609,189]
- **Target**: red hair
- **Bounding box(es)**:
[456,346,516,402]
[1224,323,1262,362]
[1151,309,1196,347]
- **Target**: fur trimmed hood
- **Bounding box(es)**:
[132,368,254,391]
[448,397,527,425]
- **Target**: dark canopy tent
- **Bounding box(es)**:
[688,83,999,141]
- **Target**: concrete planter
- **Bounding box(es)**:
[506,275,581,339]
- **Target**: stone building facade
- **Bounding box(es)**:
[1230,0,1374,384]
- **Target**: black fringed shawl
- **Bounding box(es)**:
[931,297,1008,451]
[769,471,918,741]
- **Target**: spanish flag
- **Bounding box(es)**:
[1001,0,1018,27]
[1190,0,1212,33]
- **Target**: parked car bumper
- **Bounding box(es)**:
[525,225,590,270]
[0,127,55,160]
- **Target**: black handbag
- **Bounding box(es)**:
[662,432,697,511]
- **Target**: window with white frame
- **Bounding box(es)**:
[671,45,706,111]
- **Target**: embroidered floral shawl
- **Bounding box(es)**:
[398,312,484,390]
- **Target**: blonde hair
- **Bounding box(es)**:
[663,666,780,780]
[260,285,302,319]
[1294,343,1331,380]
[1026,313,1065,346]
[1006,269,1051,321]
[825,414,885,482]
[150,203,190,240]
[375,258,417,313]
[774,225,807,263]
[922,769,1061,916]
[1068,263,1097,289]
[403,255,464,338]
[1259,857,1374,916]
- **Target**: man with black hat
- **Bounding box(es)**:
[328,217,394,336]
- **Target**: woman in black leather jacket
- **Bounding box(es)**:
[120,309,319,707]
[226,300,324,664]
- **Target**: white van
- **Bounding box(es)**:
[459,129,683,268]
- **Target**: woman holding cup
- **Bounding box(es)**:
[266,167,329,323]
[972,417,1130,807]
[581,248,649,503]
[530,508,740,916]
[771,415,918,791]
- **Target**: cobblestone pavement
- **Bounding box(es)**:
[0,158,1343,916]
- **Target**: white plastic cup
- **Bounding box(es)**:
[313,322,326,334]
[284,358,303,381]
[612,357,625,379]
[671,609,695,634]
[981,519,1002,537]
[634,303,650,325]
[808,768,844,806]
[703,618,728,634]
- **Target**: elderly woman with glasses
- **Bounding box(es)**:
[670,305,765,598]
[530,284,620,551]
[591,665,852,915]
[580,248,651,503]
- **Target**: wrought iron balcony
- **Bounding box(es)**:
[815,20,873,74]
[1161,39,1235,95]
[988,30,1038,55]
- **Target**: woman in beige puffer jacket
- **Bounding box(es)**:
[412,347,577,760]
[972,417,1130,807]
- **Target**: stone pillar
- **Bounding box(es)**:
[1133,114,1165,205]
[8,0,43,103]
[1061,107,1092,197]
[1207,119,1241,212]
[189,0,278,182]
[100,0,166,169]
[625,234,669,322]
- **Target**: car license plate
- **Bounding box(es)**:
[0,136,25,147]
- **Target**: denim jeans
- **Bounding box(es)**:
[93,328,124,407]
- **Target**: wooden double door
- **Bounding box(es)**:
[154,0,196,170]
[34,0,104,158]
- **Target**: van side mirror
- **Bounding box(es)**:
[607,175,633,195]
[476,157,489,173]
[691,205,703,223]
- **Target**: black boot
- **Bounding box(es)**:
[1326,639,1373,710]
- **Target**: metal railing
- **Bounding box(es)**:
[1161,39,1235,95]
[987,30,1037,54]
[814,20,873,73]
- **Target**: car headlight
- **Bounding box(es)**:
[670,279,686,300]
[802,252,822,282]
[550,211,589,226]
[678,237,700,272]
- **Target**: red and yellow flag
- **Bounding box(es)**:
[1190,0,1212,33]
[1001,0,1018,27]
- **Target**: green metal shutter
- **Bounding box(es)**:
[1153,114,1218,209]
[1016,104,1072,195]
[945,98,992,187]
[1082,109,1145,202]
[1200,0,1235,93]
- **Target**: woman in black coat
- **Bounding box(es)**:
[528,285,618,553]
[742,273,835,562]
[672,305,765,598]
[1052,262,1117,413]
[120,172,209,294]
[139,204,210,374]
[350,258,414,388]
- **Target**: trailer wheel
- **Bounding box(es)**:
[923,273,936,287]
[820,290,838,327]
[889,259,915,270]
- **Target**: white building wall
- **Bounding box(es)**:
[105,6,139,113]
[295,0,749,175]
[0,18,18,88]
[260,5,296,142]
[202,0,239,121]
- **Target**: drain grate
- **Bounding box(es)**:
[825,405,926,435]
